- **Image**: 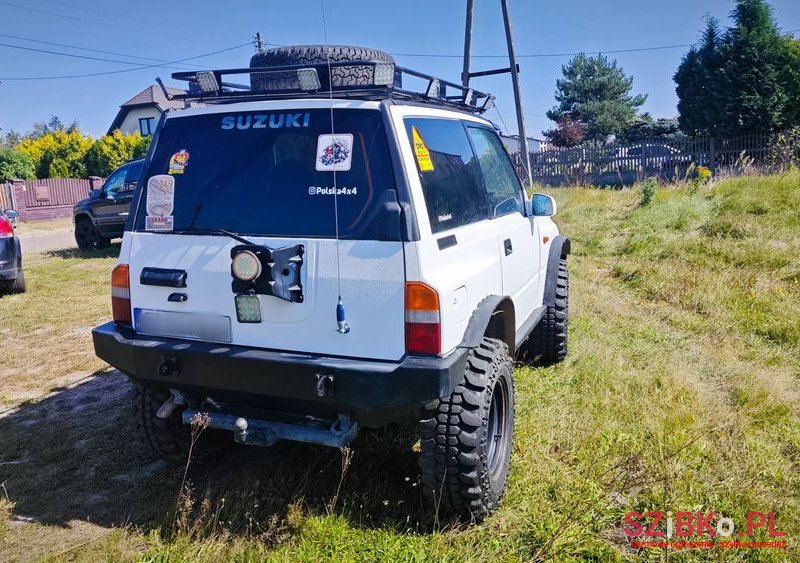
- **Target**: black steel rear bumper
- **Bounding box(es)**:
[92,321,467,426]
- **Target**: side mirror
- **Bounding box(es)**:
[532,193,557,217]
[4,209,19,222]
[89,188,102,199]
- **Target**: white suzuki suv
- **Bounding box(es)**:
[93,45,570,520]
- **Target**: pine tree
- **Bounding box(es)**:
[545,53,647,144]
[675,0,799,136]
[675,18,723,136]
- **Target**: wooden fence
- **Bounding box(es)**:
[0,183,12,211]
[515,133,775,186]
[6,177,104,221]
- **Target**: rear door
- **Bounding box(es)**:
[126,104,407,361]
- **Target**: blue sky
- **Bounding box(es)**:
[1,0,799,139]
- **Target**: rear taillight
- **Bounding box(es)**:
[111,264,132,325]
[405,282,440,355]
[0,217,12,238]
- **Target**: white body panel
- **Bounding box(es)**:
[122,99,406,361]
[493,213,540,331]
[117,98,558,362]
[126,233,406,360]
[388,104,550,354]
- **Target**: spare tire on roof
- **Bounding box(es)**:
[249,45,395,91]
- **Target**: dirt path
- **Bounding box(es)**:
[18,230,76,254]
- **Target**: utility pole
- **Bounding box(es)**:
[462,0,474,88]
[254,32,265,53]
[462,1,533,185]
[500,0,531,185]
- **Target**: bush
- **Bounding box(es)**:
[639,177,657,207]
[84,131,151,177]
[0,147,36,181]
[767,127,800,169]
[17,130,94,179]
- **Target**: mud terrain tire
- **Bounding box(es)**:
[520,258,569,365]
[250,45,394,91]
[418,337,515,520]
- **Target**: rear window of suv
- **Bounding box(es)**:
[133,109,396,239]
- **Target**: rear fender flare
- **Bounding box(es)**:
[458,295,516,354]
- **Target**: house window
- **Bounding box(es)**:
[139,117,155,136]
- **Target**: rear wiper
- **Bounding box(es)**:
[170,228,254,246]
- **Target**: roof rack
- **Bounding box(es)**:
[163,60,495,113]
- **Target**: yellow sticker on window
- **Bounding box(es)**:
[412,127,434,172]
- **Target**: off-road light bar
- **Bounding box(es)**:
[195,71,220,94]
[425,79,440,98]
[297,68,321,91]
[171,62,494,113]
[483,95,496,111]
[463,88,474,106]
[232,250,261,282]
[373,63,395,86]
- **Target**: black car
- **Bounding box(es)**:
[0,209,25,294]
[73,159,143,250]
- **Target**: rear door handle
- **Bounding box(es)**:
[504,238,513,256]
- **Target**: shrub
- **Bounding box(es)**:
[0,147,35,181]
[639,177,657,207]
[84,131,151,177]
[17,130,94,178]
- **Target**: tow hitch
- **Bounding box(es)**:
[181,410,358,449]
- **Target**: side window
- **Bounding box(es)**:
[103,167,127,197]
[123,162,143,192]
[466,127,524,217]
[404,118,487,233]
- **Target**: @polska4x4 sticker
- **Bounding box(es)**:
[145,174,175,231]
[316,134,353,172]
[169,149,190,175]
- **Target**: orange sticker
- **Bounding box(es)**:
[168,149,190,175]
[411,127,434,172]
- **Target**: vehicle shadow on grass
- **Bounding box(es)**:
[44,244,121,260]
[0,371,444,539]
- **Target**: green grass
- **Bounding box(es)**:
[1,174,799,561]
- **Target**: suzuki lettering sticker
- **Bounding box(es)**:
[168,149,190,175]
[316,134,353,172]
[145,174,175,231]
[412,127,434,172]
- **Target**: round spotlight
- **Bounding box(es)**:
[232,250,261,282]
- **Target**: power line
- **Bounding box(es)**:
[0,42,251,81]
[0,0,222,48]
[391,43,692,59]
[389,28,800,59]
[0,33,208,70]
[0,41,203,69]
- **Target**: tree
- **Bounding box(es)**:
[84,131,151,177]
[0,129,23,148]
[17,130,94,178]
[0,147,35,181]
[29,115,80,139]
[543,117,585,147]
[619,115,684,143]
[546,53,647,143]
[675,17,725,136]
[675,0,799,136]
[783,37,800,128]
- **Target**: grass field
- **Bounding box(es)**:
[0,172,798,561]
